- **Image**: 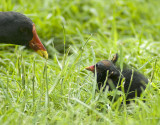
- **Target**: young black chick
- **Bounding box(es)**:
[86,54,148,101]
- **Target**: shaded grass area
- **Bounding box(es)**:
[0,0,160,124]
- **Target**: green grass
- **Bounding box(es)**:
[0,0,160,124]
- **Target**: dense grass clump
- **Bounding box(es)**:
[0,0,160,124]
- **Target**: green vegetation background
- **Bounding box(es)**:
[0,0,160,124]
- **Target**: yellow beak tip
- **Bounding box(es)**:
[37,50,48,59]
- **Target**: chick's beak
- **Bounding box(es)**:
[29,24,48,59]
[85,65,95,73]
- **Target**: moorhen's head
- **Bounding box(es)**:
[0,11,48,59]
[85,53,120,79]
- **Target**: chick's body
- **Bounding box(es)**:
[86,54,148,100]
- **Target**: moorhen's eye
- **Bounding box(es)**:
[19,27,29,34]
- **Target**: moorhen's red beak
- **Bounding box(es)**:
[29,24,48,59]
[85,65,95,73]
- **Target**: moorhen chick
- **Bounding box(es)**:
[0,11,48,59]
[86,53,148,102]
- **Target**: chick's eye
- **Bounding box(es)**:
[96,63,99,68]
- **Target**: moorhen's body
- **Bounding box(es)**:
[0,11,48,59]
[86,54,148,102]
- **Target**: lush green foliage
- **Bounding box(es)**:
[0,0,160,124]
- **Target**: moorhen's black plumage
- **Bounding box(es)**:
[0,11,48,59]
[86,53,148,101]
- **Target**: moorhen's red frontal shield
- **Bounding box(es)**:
[29,24,48,59]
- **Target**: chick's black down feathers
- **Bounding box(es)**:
[86,54,148,100]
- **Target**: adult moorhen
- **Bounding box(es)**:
[85,53,148,102]
[0,11,48,59]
